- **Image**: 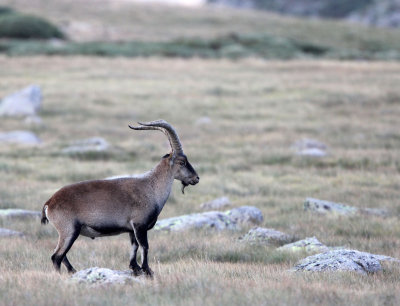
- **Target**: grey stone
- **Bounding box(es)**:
[304,198,390,217]
[0,85,42,117]
[62,137,110,154]
[304,198,358,216]
[292,249,399,274]
[0,131,41,146]
[200,197,231,210]
[0,228,24,237]
[277,237,330,253]
[360,207,390,218]
[292,139,327,157]
[23,115,44,126]
[195,116,212,126]
[239,227,293,245]
[0,209,41,220]
[154,206,263,232]
[71,267,143,286]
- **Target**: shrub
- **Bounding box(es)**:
[0,13,64,39]
[0,6,14,15]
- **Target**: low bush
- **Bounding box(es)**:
[0,12,64,39]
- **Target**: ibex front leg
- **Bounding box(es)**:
[129,232,141,276]
[133,224,153,277]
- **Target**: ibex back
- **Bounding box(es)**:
[41,120,199,277]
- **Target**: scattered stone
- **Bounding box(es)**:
[154,206,263,232]
[361,207,390,218]
[0,131,41,146]
[71,267,143,286]
[24,115,44,126]
[0,228,24,237]
[277,237,330,253]
[304,198,390,217]
[292,249,399,274]
[304,198,357,216]
[0,209,41,220]
[195,116,212,126]
[0,85,42,117]
[239,227,293,245]
[62,137,110,154]
[200,197,231,210]
[292,138,327,157]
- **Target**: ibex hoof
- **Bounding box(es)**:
[142,267,154,278]
[130,265,142,277]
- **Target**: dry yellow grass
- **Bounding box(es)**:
[1,56,400,305]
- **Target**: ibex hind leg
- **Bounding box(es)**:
[51,225,80,273]
[62,256,77,274]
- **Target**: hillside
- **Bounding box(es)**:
[209,0,400,28]
[1,0,400,59]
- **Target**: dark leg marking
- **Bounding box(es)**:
[62,256,76,274]
[133,225,153,277]
[51,226,80,273]
[129,232,141,276]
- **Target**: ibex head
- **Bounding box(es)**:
[129,120,199,193]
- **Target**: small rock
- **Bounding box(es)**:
[292,249,399,274]
[292,139,327,157]
[62,137,110,154]
[0,131,41,146]
[154,206,263,232]
[24,115,44,126]
[277,237,330,253]
[200,197,231,210]
[0,209,41,220]
[0,85,42,117]
[71,267,143,286]
[239,227,293,245]
[226,206,264,225]
[304,198,358,216]
[0,228,24,237]
[195,116,212,126]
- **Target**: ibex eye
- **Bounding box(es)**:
[180,161,186,166]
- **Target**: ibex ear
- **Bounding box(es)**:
[169,152,175,167]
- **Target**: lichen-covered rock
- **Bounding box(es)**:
[277,237,329,253]
[304,198,358,216]
[200,197,231,210]
[0,228,24,237]
[292,249,399,274]
[0,209,41,219]
[304,198,390,217]
[0,85,42,117]
[71,267,143,285]
[0,131,41,146]
[62,137,110,154]
[154,206,263,232]
[239,227,293,245]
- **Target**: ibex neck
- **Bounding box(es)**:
[149,158,174,212]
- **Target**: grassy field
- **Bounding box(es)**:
[1,56,400,305]
[0,0,400,305]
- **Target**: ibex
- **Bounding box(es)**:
[41,120,199,277]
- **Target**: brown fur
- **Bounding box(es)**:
[42,149,199,276]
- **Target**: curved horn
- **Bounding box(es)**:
[129,120,183,154]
